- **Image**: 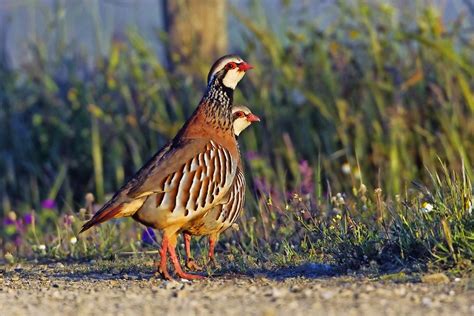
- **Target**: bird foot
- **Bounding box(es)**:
[155,269,174,281]
[186,258,203,271]
[175,271,205,280]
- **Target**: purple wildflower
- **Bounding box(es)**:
[41,199,56,209]
[23,213,34,225]
[141,227,157,245]
[3,217,16,226]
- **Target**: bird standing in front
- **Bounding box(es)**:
[183,105,260,270]
[80,55,253,280]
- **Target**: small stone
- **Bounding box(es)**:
[269,287,287,299]
[394,287,407,297]
[421,273,449,284]
[171,290,188,298]
[320,291,335,300]
[11,275,20,281]
[55,262,65,269]
[303,289,312,298]
[164,280,180,290]
[422,297,433,307]
[290,285,302,293]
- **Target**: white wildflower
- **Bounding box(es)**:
[421,202,434,213]
[38,244,46,251]
[341,163,351,175]
[70,237,77,245]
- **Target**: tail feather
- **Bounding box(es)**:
[79,203,123,233]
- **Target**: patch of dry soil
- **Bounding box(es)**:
[0,262,473,316]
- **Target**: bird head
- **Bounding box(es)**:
[232,105,260,136]
[207,55,253,90]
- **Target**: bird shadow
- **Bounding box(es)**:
[4,261,341,283]
[214,262,341,281]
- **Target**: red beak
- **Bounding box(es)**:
[238,62,254,72]
[246,113,261,122]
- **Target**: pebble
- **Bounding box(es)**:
[421,297,433,307]
[55,263,65,269]
[303,289,312,298]
[290,285,302,293]
[394,287,407,297]
[163,280,181,290]
[320,291,335,300]
[269,287,287,299]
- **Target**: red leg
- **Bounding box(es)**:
[184,233,202,271]
[185,233,192,259]
[208,234,220,268]
[156,235,173,280]
[208,236,216,262]
[167,239,204,280]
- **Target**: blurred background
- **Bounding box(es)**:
[0,0,473,262]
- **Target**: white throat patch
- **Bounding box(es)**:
[233,118,251,136]
[222,68,246,90]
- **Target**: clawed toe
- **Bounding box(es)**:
[186,259,203,271]
[176,271,205,280]
[155,269,174,281]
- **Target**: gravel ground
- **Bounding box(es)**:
[1,260,473,316]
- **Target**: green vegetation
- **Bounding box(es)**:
[1,1,473,274]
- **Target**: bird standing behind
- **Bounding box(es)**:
[80,55,253,280]
[183,105,260,270]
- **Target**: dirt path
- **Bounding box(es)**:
[1,261,473,316]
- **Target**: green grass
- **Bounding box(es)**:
[1,1,473,274]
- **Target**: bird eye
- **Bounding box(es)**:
[226,62,237,70]
[235,111,244,117]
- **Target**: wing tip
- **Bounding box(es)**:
[79,203,123,234]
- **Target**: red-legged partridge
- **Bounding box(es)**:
[182,105,260,270]
[80,55,253,280]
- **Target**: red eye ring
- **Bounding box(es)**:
[235,111,244,117]
[226,62,237,70]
